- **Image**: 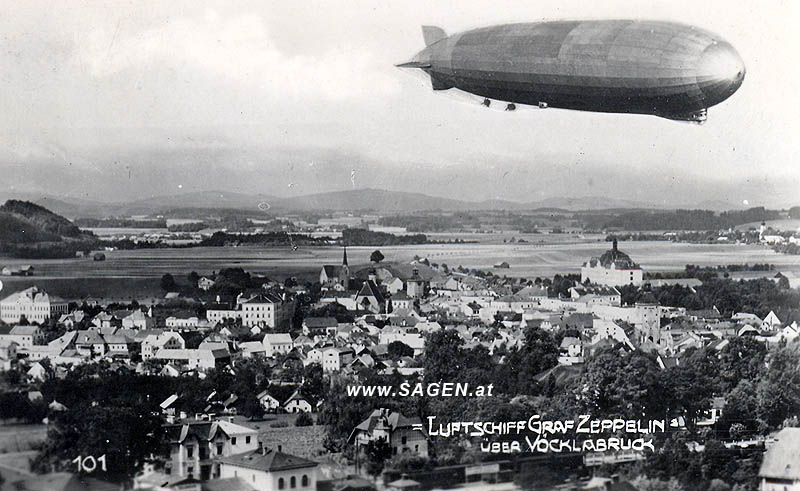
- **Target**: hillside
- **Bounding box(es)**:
[0,200,97,258]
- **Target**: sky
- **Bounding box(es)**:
[0,0,798,208]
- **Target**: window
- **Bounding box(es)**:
[232,437,237,445]
[279,478,285,489]
[246,436,251,444]
[187,446,194,458]
[187,466,194,477]
[401,436,407,445]
[291,476,296,488]
[217,443,223,454]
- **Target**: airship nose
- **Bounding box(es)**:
[697,40,745,103]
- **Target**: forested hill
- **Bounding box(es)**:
[601,207,780,231]
[0,200,97,258]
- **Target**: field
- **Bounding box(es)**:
[0,239,798,299]
[0,424,46,454]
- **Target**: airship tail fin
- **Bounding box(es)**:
[422,26,447,46]
[396,61,431,69]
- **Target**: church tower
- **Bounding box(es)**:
[339,246,351,288]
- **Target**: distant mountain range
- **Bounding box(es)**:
[0,188,763,218]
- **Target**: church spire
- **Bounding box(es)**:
[342,246,348,266]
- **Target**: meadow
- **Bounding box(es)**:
[0,239,797,299]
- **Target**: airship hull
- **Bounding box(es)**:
[404,20,745,121]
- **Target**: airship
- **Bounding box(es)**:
[398,20,745,122]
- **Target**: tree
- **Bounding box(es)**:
[387,341,414,360]
[364,438,393,477]
[187,271,200,288]
[370,250,385,264]
[160,273,176,292]
[32,404,166,484]
[423,330,466,383]
[756,345,800,429]
[240,392,265,421]
[295,412,314,426]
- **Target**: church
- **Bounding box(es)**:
[319,247,352,290]
[581,239,643,287]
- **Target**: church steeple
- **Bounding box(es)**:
[342,246,348,266]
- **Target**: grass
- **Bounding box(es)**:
[0,241,797,301]
[0,424,46,453]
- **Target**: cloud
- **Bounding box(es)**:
[71,9,400,104]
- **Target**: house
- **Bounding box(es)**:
[206,304,241,324]
[241,293,293,329]
[762,311,782,330]
[0,325,45,349]
[302,317,338,338]
[322,346,355,372]
[218,446,318,491]
[263,334,293,358]
[155,348,231,371]
[198,277,215,291]
[26,360,51,381]
[240,341,267,359]
[57,311,85,329]
[257,391,281,411]
[0,340,18,370]
[389,292,413,312]
[569,285,622,307]
[0,286,68,324]
[348,408,428,458]
[558,337,584,365]
[142,332,186,360]
[284,390,314,413]
[385,277,404,295]
[104,333,136,359]
[758,427,800,490]
[166,312,201,329]
[354,281,385,314]
[164,418,259,481]
[121,310,154,330]
[74,330,107,357]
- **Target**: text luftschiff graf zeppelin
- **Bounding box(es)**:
[416,415,666,454]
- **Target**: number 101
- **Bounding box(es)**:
[72,455,107,473]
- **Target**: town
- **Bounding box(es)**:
[0,231,797,491]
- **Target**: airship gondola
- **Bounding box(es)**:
[398,21,745,122]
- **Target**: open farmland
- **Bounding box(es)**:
[0,241,797,299]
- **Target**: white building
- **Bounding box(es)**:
[164,419,259,481]
[218,447,318,491]
[0,325,44,349]
[759,427,800,490]
[0,287,68,324]
[263,334,293,357]
[581,240,643,287]
[322,346,355,372]
[141,332,186,360]
[241,293,293,329]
